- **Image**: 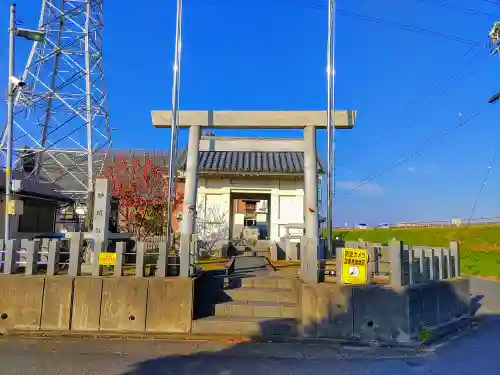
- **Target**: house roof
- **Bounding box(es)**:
[12,149,324,196]
[178,151,325,175]
[0,171,73,203]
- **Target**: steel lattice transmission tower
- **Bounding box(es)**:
[1,0,111,204]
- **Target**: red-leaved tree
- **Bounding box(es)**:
[100,151,183,241]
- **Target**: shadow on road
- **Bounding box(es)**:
[120,278,500,375]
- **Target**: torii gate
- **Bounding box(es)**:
[151,109,356,281]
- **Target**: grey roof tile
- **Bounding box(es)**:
[11,149,324,195]
[179,151,324,174]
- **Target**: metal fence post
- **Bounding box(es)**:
[92,240,104,277]
[417,247,425,282]
[408,246,415,285]
[427,248,436,281]
[270,242,278,261]
[299,236,308,282]
[68,232,84,276]
[190,234,198,276]
[450,241,460,277]
[0,239,4,272]
[373,246,380,276]
[114,241,125,277]
[444,247,451,279]
[389,238,404,288]
[23,239,39,275]
[47,239,60,276]
[156,241,167,277]
[336,244,342,284]
[436,248,444,281]
[4,239,20,274]
[135,242,145,277]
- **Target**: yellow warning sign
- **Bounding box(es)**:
[341,248,368,285]
[98,252,116,266]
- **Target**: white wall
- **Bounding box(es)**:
[197,177,304,241]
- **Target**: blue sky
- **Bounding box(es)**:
[2,0,500,225]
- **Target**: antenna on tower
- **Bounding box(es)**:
[1,0,112,214]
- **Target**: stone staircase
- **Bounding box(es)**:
[193,268,299,338]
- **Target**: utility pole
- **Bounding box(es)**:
[5,3,16,242]
[166,0,183,249]
[326,0,336,257]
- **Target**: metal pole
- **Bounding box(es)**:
[166,0,183,249]
[5,4,16,241]
[326,0,336,257]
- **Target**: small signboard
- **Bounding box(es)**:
[341,248,368,285]
[98,252,116,266]
[7,199,23,215]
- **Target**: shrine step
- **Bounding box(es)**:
[220,276,296,290]
[215,300,297,319]
[192,316,298,337]
[220,287,297,304]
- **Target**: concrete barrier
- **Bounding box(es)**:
[299,277,471,344]
[146,277,194,333]
[300,283,352,339]
[100,278,148,332]
[41,277,74,331]
[407,277,470,339]
[351,285,412,342]
[71,277,103,332]
[0,274,198,335]
[0,275,45,333]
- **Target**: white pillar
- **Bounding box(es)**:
[270,192,279,241]
[179,125,201,276]
[302,125,319,283]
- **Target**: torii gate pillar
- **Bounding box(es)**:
[152,110,356,280]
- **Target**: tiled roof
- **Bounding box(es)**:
[0,171,73,202]
[10,149,324,196]
[179,151,325,174]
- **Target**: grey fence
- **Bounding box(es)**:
[341,239,461,287]
[0,234,197,277]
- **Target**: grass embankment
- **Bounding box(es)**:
[333,226,500,278]
[196,226,500,278]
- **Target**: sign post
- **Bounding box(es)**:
[340,247,369,285]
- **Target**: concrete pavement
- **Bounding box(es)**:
[0,316,498,375]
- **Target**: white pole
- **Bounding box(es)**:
[326,0,336,257]
[5,4,16,242]
[166,0,183,249]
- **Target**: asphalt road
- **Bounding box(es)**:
[0,316,498,375]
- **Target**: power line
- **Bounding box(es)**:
[337,9,483,45]
[336,110,482,198]
[479,0,500,5]
[414,0,496,18]
[466,143,500,224]
[285,0,483,46]
[337,48,489,168]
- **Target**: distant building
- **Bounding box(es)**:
[0,171,73,239]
